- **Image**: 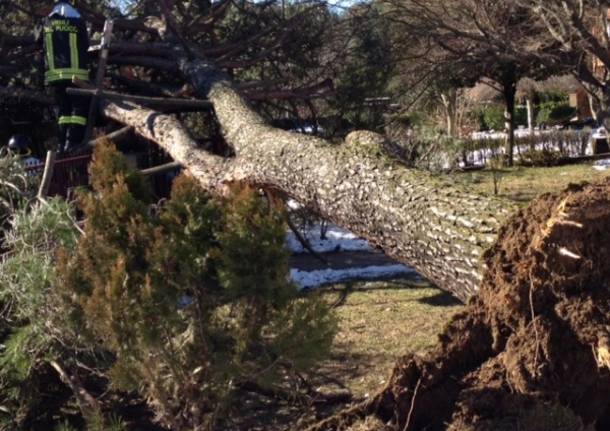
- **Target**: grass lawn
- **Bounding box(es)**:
[315,278,463,399]
[452,163,610,204]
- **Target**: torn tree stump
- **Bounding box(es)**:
[307,180,610,430]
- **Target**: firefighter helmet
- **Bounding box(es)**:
[49,2,81,18]
[7,134,32,156]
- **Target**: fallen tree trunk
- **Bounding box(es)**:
[103,60,517,301]
[100,58,610,429]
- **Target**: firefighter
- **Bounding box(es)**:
[43,1,90,155]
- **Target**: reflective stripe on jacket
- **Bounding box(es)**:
[43,16,90,84]
[59,115,87,126]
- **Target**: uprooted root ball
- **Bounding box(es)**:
[311,178,610,431]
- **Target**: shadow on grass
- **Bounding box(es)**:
[317,278,433,294]
[318,350,390,389]
[316,279,465,310]
[417,290,462,307]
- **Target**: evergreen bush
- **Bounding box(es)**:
[56,143,336,429]
[516,148,561,167]
[0,198,81,428]
[0,143,336,429]
[468,105,527,131]
[0,150,36,235]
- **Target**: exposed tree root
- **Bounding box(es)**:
[311,178,610,430]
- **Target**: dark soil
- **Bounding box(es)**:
[311,178,610,431]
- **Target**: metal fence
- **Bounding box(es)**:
[26,154,91,198]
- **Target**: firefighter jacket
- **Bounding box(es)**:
[43,15,90,85]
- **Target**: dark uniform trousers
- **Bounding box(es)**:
[53,82,88,150]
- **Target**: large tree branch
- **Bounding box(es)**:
[97,56,508,300]
[67,87,212,110]
[174,59,514,300]
[101,100,242,194]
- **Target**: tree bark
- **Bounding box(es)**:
[37,150,56,200]
[526,97,534,136]
[102,60,517,302]
[503,78,517,167]
[600,88,610,132]
[440,90,457,138]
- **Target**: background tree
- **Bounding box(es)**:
[383,0,562,165]
[0,0,339,146]
[519,0,610,129]
[326,3,394,132]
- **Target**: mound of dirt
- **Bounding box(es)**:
[310,178,610,431]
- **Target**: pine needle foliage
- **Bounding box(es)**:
[0,150,36,237]
[58,142,336,429]
[0,197,80,428]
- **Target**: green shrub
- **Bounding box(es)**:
[0,198,80,428]
[517,148,561,167]
[0,151,36,233]
[515,106,527,127]
[384,120,443,168]
[482,105,505,130]
[392,111,430,129]
[535,102,576,126]
[57,143,336,430]
[467,105,527,131]
[1,143,336,429]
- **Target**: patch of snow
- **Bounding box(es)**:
[471,130,506,140]
[461,128,593,166]
[290,125,325,135]
[286,224,372,253]
[286,199,302,210]
[290,264,418,289]
[593,159,610,171]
